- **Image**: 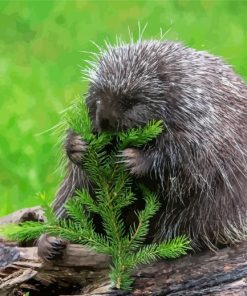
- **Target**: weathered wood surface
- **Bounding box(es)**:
[0,244,111,296]
[0,206,44,226]
[0,206,44,247]
[1,207,247,295]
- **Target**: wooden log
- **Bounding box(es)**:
[0,241,247,295]
[0,207,44,226]
[1,208,247,295]
[0,206,45,247]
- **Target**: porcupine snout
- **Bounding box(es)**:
[95,97,119,132]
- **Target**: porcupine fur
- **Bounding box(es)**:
[52,39,247,251]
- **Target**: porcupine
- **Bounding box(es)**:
[38,39,247,261]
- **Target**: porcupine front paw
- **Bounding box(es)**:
[37,234,68,262]
[65,130,87,166]
[117,148,150,177]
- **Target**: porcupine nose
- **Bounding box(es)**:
[99,117,111,131]
[96,102,117,132]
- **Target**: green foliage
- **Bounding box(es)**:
[64,97,93,142]
[2,97,190,291]
[118,120,163,150]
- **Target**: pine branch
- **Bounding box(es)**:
[1,97,190,291]
[126,236,190,267]
[0,222,50,242]
[118,120,164,150]
[37,192,57,224]
[75,189,99,214]
[64,96,93,142]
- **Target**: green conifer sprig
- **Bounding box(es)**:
[118,120,163,150]
[1,97,190,291]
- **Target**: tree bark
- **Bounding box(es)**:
[0,206,44,247]
[0,207,44,226]
[1,207,247,296]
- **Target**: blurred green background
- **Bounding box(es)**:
[0,0,247,216]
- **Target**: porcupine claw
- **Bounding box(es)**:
[37,234,68,262]
[116,148,148,177]
[65,130,88,166]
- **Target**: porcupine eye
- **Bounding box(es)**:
[121,97,140,111]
